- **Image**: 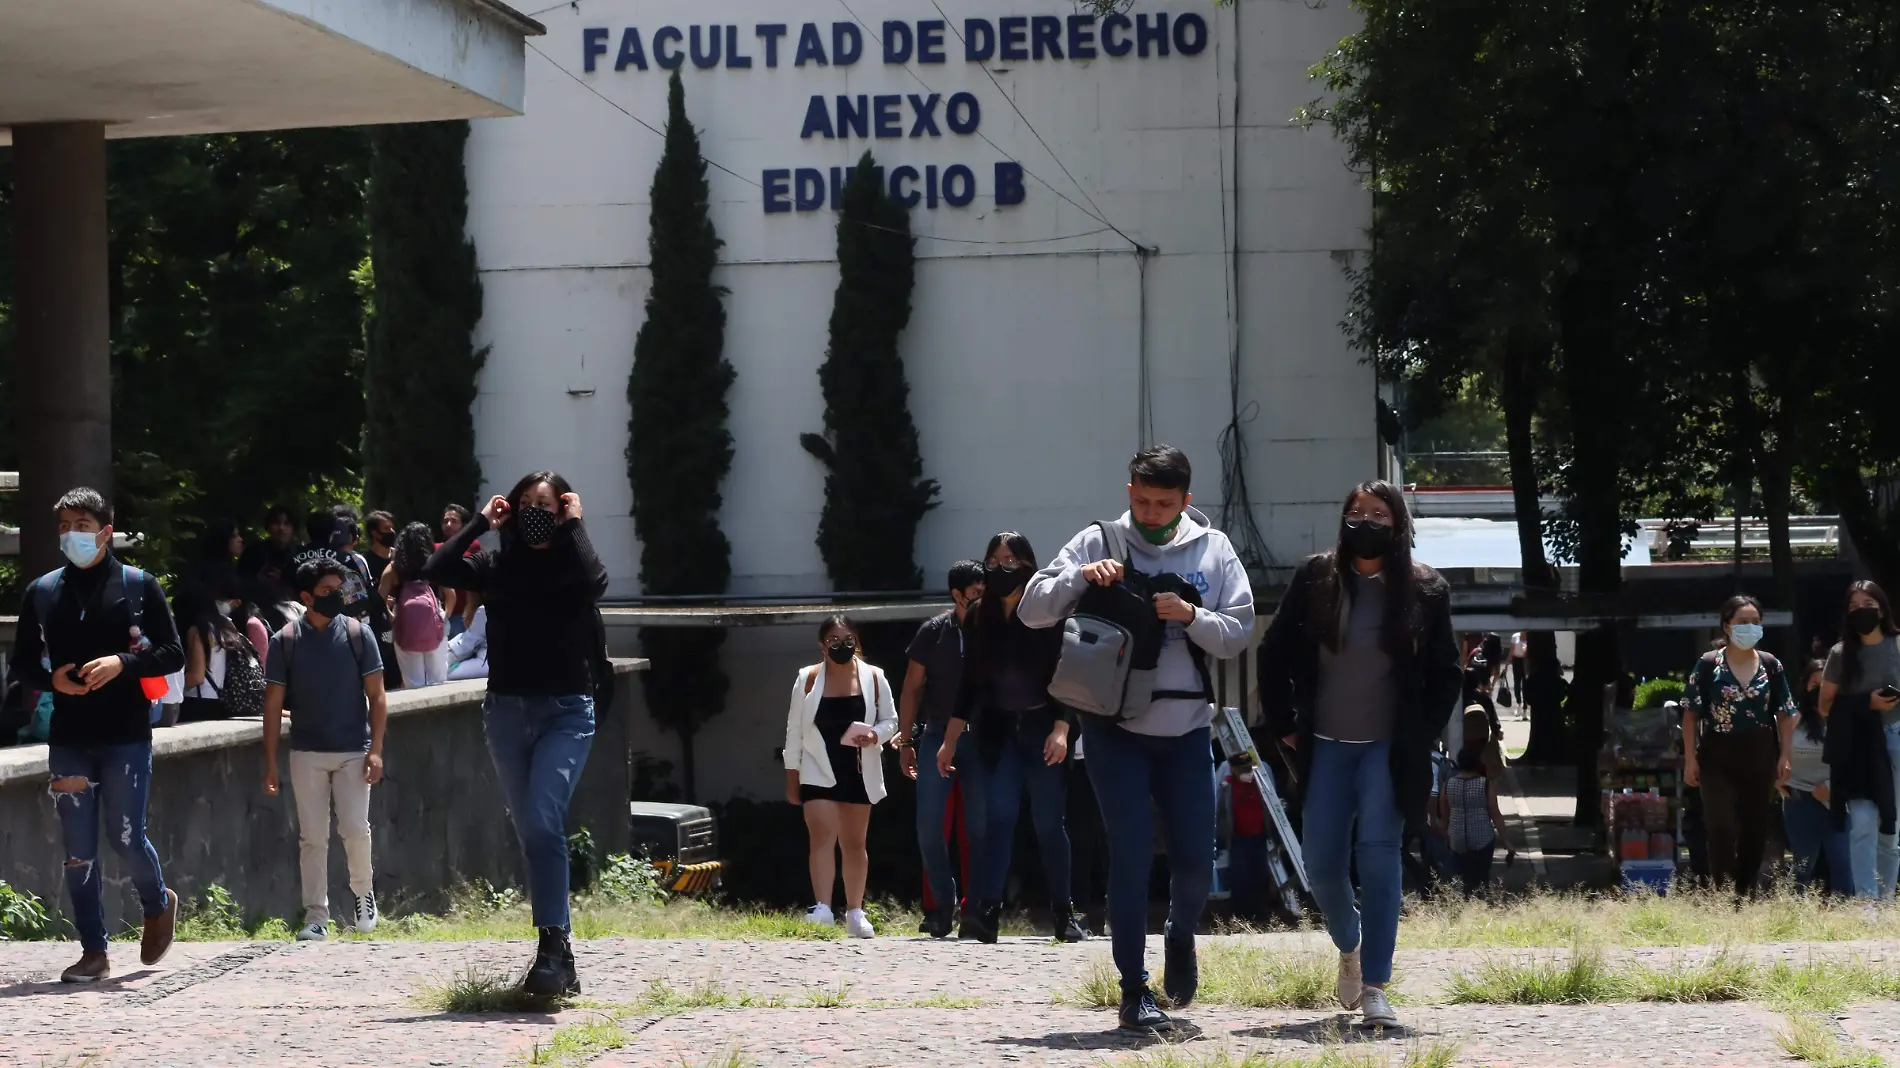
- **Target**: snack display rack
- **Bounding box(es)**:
[1598,691,1686,892]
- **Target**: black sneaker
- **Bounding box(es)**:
[1119,987,1176,1032]
[1054,902,1090,943]
[959,900,1000,944]
[523,927,569,999]
[1162,921,1198,1008]
[923,904,956,939]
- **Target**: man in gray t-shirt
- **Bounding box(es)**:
[260,558,388,942]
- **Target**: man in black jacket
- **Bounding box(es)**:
[10,487,184,983]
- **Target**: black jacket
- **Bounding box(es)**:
[9,555,185,747]
[1825,691,1895,834]
[955,602,1066,765]
[1257,553,1462,829]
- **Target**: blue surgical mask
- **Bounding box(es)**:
[1729,623,1764,650]
[60,530,101,568]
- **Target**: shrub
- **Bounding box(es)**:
[1634,677,1686,709]
[0,880,58,940]
[597,854,667,906]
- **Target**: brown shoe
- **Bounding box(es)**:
[141,887,178,966]
[60,951,109,984]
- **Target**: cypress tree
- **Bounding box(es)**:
[801,152,939,593]
[364,121,485,523]
[627,71,734,801]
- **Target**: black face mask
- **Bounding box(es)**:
[311,591,347,618]
[516,505,559,547]
[987,564,1030,596]
[1851,606,1885,636]
[826,641,856,665]
[376,529,396,549]
[1341,520,1395,561]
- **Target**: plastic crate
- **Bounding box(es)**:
[1620,859,1675,896]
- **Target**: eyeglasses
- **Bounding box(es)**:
[1346,512,1394,525]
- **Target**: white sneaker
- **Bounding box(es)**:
[1337,944,1364,1010]
[296,921,328,942]
[1361,986,1399,1028]
[807,904,836,926]
[844,909,875,939]
[354,893,378,934]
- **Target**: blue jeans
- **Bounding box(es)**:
[1845,721,1900,901]
[47,742,169,953]
[1081,718,1215,997]
[1783,790,1854,894]
[1304,739,1404,985]
[484,693,595,929]
[915,726,959,910]
[960,717,1071,903]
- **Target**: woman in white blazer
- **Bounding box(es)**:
[784,615,899,938]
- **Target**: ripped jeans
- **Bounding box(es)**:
[47,742,169,952]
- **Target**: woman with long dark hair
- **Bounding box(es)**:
[1681,595,1796,895]
[936,532,1085,944]
[1783,659,1852,893]
[1259,480,1461,1030]
[784,616,898,938]
[1821,581,1900,900]
[176,582,254,723]
[427,471,609,998]
[381,522,449,687]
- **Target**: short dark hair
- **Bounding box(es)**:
[306,509,337,543]
[948,559,985,592]
[1129,445,1192,491]
[264,505,296,528]
[1719,594,1764,626]
[295,556,347,594]
[54,487,112,526]
[365,510,395,534]
[443,504,472,524]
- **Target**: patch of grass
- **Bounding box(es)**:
[1113,1042,1462,1068]
[1446,947,1627,1005]
[346,893,844,943]
[1402,884,1900,949]
[413,965,566,1014]
[630,978,790,1013]
[1625,949,1759,1003]
[519,1013,631,1066]
[680,1049,756,1068]
[1777,1014,1886,1068]
[1059,956,1121,1008]
[1171,945,1338,1010]
[897,992,985,1009]
[798,982,852,1008]
[1759,960,1900,1012]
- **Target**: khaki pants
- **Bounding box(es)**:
[288,750,374,926]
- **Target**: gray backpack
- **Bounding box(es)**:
[1047,522,1158,720]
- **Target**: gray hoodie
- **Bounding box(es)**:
[1018,507,1256,737]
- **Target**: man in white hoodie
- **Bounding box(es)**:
[1018,445,1256,1033]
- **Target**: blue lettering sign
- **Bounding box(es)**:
[873,94,903,138]
[800,96,835,139]
[965,19,995,61]
[883,21,913,64]
[794,168,826,211]
[994,162,1025,206]
[583,27,609,72]
[890,165,922,208]
[690,24,722,69]
[998,16,1028,61]
[926,164,940,209]
[616,28,648,71]
[1173,13,1208,57]
[1067,15,1097,61]
[918,20,947,64]
[654,26,684,69]
[1031,16,1063,60]
[726,25,753,68]
[908,93,941,137]
[1136,13,1168,58]
[794,23,827,66]
[837,95,869,138]
[833,22,863,66]
[757,23,787,67]
[1102,14,1133,57]
[946,92,981,135]
[763,169,792,213]
[943,164,976,207]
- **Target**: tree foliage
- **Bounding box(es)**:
[364,121,486,527]
[801,151,939,593]
[627,72,735,801]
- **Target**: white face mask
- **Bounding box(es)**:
[59,530,101,568]
[217,602,235,618]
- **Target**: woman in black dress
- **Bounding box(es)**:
[784,616,899,938]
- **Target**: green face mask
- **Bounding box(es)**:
[1138,513,1183,546]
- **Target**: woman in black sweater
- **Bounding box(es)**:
[426,470,609,999]
[936,532,1084,944]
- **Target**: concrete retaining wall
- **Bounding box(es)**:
[0,661,645,932]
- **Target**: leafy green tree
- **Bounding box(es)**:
[801,151,939,594]
[627,71,735,802]
[364,121,486,526]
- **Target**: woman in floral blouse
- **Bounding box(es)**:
[1682,595,1798,896]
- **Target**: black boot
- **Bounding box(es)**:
[979,900,1002,944]
[1119,986,1176,1032]
[959,900,1000,944]
[560,936,581,995]
[1054,901,1090,943]
[1162,920,1198,1009]
[924,902,957,939]
[523,927,571,999]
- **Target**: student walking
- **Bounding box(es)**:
[938,533,1085,945]
[1821,581,1900,900]
[1019,446,1256,1033]
[427,472,609,997]
[1784,659,1852,894]
[1436,740,1513,899]
[1682,595,1796,896]
[261,558,388,940]
[1258,479,1461,1031]
[785,616,899,939]
[10,487,184,982]
[897,559,985,938]
[382,522,449,688]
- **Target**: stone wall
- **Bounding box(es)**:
[0,662,645,932]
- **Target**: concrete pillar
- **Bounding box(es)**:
[12,123,110,582]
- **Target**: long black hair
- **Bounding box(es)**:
[500,470,576,553]
[1839,581,1900,689]
[393,522,434,583]
[1798,658,1827,743]
[966,532,1042,683]
[1311,479,1423,656]
[173,581,245,654]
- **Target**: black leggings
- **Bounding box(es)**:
[1698,730,1779,894]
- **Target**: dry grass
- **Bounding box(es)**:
[1066,947,1375,1011]
[1402,884,1900,949]
[413,965,566,1014]
[1777,1014,1886,1068]
[1445,947,1900,1010]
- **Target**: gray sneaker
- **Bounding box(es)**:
[1337,945,1364,1010]
[296,921,329,942]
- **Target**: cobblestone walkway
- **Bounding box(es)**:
[1,934,1887,1066]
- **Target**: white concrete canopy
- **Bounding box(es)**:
[0,0,544,142]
